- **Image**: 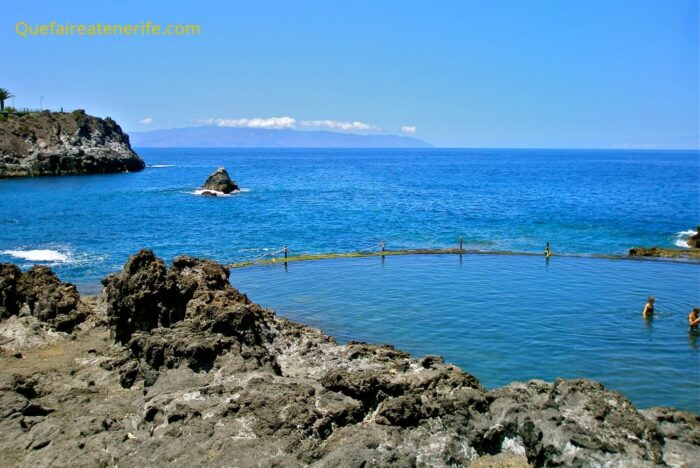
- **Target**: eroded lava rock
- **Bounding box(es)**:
[0,251,698,466]
[0,263,87,331]
[688,227,700,249]
[200,167,239,195]
[0,110,145,178]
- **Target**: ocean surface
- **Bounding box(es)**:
[0,148,697,285]
[1,148,699,410]
[229,254,700,412]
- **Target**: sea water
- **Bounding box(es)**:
[0,148,697,284]
[230,254,700,412]
[0,148,698,410]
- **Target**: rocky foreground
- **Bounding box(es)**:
[0,251,698,467]
[0,110,144,178]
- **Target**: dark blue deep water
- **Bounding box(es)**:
[1,148,698,410]
[0,149,698,283]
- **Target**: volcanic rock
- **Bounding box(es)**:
[0,263,87,332]
[0,251,698,466]
[628,246,700,259]
[0,110,145,178]
[688,227,700,249]
[200,167,239,194]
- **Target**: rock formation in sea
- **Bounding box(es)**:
[199,167,240,195]
[0,110,145,178]
[0,250,698,466]
[688,227,700,249]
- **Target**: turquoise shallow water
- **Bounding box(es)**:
[230,254,700,412]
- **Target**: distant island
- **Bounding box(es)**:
[129,126,432,148]
[0,110,144,178]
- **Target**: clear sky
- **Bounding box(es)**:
[3,0,699,149]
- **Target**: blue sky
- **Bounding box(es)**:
[3,0,698,148]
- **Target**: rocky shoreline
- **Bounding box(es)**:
[0,250,698,466]
[628,227,700,259]
[0,110,144,178]
[629,246,700,259]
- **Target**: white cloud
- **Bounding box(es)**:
[139,117,153,125]
[200,116,382,132]
[299,120,379,131]
[401,126,416,134]
[214,117,296,129]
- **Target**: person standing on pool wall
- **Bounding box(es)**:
[689,307,700,330]
[544,242,552,258]
[642,296,655,318]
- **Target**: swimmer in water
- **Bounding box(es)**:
[642,296,655,318]
[689,307,700,330]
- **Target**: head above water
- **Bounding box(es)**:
[693,307,699,314]
[648,296,655,302]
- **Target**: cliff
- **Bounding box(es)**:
[0,251,697,466]
[0,110,145,178]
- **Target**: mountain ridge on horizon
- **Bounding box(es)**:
[128,126,432,148]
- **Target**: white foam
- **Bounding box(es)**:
[674,229,697,248]
[147,164,175,168]
[191,188,249,197]
[192,189,232,197]
[1,249,69,262]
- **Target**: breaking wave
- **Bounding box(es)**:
[190,188,250,197]
[673,229,696,248]
[0,246,108,268]
[1,249,69,262]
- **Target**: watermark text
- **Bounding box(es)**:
[15,21,201,38]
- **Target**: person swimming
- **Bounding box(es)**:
[642,296,655,318]
[544,242,552,258]
[689,307,700,330]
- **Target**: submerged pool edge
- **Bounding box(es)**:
[227,248,700,271]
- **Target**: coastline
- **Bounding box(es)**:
[59,249,699,295]
[1,249,698,465]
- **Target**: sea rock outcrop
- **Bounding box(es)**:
[102,250,278,386]
[0,251,698,466]
[0,263,87,331]
[0,110,145,178]
[688,227,700,249]
[628,246,700,259]
[199,167,239,195]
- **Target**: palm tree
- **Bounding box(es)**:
[0,88,14,111]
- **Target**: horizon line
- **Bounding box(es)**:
[132,146,700,151]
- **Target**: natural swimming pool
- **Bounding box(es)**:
[229,254,700,412]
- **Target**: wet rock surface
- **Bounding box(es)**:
[200,167,239,194]
[628,246,700,259]
[688,227,700,249]
[0,251,698,466]
[0,110,145,178]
